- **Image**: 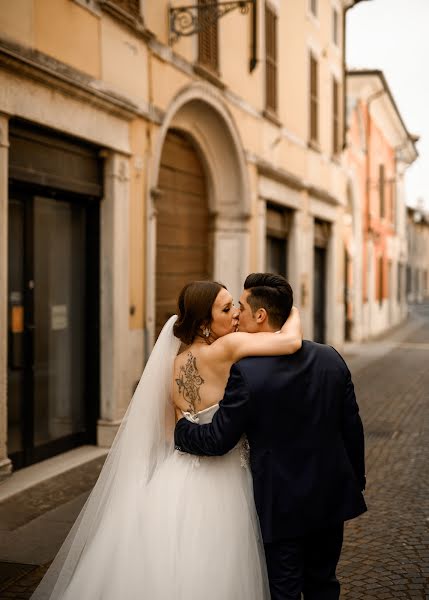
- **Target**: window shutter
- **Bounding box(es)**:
[310,54,319,142]
[332,8,339,45]
[379,164,385,218]
[198,0,219,71]
[265,4,277,113]
[332,77,339,154]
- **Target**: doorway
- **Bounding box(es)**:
[7,190,99,468]
[156,130,211,336]
[313,220,329,343]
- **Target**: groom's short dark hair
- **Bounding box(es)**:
[244,273,293,329]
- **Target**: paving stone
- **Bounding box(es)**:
[338,303,429,599]
[1,304,429,599]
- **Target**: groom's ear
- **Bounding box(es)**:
[255,308,268,324]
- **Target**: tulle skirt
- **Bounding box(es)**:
[60,448,269,599]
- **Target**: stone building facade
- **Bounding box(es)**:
[345,70,418,341]
[0,0,367,475]
[406,206,429,303]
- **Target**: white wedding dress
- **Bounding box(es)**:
[32,317,269,600]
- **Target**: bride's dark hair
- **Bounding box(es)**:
[173,281,227,345]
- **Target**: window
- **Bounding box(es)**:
[309,53,319,143]
[379,164,385,218]
[266,205,291,277]
[332,77,340,155]
[310,0,318,17]
[198,0,219,72]
[332,8,339,45]
[265,4,278,114]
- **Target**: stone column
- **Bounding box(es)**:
[98,152,130,448]
[0,114,11,479]
[213,214,250,307]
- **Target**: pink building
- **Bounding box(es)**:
[345,70,418,340]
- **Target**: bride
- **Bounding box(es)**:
[32,280,302,600]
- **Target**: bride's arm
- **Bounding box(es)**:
[217,306,302,364]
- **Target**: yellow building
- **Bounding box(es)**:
[0,0,363,475]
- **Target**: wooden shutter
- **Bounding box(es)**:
[332,77,339,155]
[379,164,385,218]
[314,219,330,249]
[265,4,277,114]
[266,205,291,277]
[332,8,339,45]
[310,54,318,143]
[198,0,218,71]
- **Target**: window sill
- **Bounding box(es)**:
[262,109,282,128]
[193,63,225,90]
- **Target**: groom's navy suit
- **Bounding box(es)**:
[175,341,367,600]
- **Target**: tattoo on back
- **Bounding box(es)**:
[175,352,205,413]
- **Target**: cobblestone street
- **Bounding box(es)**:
[338,304,429,599]
[0,305,428,599]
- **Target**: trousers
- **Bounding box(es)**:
[264,523,344,600]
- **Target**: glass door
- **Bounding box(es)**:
[7,192,97,468]
[33,197,87,449]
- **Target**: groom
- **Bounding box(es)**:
[175,273,367,600]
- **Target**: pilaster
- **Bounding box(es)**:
[98,152,130,447]
[0,114,12,479]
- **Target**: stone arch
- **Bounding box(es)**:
[146,82,250,346]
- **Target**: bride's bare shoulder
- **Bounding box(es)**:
[209,332,251,362]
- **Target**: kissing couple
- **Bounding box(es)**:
[32,273,366,600]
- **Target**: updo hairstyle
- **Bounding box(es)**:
[173,281,226,345]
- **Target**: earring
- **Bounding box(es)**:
[203,326,210,338]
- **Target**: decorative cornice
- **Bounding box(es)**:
[0,37,140,121]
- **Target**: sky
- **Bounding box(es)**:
[346,0,429,210]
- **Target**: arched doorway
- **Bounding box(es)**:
[155,130,211,335]
[147,82,250,348]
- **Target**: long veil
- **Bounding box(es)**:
[31,315,181,599]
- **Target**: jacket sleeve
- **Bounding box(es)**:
[174,363,250,456]
[341,366,366,491]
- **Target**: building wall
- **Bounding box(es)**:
[346,73,417,341]
[407,208,429,303]
[0,0,356,471]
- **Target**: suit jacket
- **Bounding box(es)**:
[174,340,367,542]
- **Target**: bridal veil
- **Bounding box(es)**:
[31,316,181,599]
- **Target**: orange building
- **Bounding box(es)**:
[345,70,418,340]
